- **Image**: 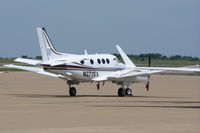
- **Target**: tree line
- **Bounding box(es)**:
[0,53,199,61]
[113,53,200,61]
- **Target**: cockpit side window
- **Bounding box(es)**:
[113,58,120,63]
[80,60,84,65]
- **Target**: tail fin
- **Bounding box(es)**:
[116,45,136,68]
[37,27,63,62]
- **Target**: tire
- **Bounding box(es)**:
[125,88,132,96]
[118,88,125,97]
[69,87,76,96]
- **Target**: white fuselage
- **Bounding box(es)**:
[42,54,149,83]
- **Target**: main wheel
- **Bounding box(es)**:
[118,88,125,97]
[69,87,76,96]
[125,88,132,96]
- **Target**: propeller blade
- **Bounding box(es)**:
[148,56,151,67]
[146,56,151,91]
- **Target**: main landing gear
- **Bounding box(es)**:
[69,87,76,96]
[118,87,132,97]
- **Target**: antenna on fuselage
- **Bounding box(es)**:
[84,50,88,55]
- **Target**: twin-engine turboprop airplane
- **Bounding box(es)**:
[4,27,200,96]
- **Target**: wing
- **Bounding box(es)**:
[93,66,200,82]
[92,69,164,81]
[15,58,42,66]
[136,67,200,76]
[42,57,90,66]
[4,64,67,79]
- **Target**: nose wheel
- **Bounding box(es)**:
[69,87,76,96]
[118,88,132,97]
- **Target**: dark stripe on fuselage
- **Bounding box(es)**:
[43,64,123,71]
[43,64,95,69]
[42,30,62,55]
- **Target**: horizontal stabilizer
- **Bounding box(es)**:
[4,64,66,78]
[15,58,42,66]
[42,57,89,66]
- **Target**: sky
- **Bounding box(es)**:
[0,0,199,58]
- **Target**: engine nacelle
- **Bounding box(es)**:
[135,76,149,83]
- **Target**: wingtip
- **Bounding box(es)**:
[3,64,12,67]
[4,71,8,74]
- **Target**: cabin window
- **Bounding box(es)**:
[106,58,110,64]
[90,59,94,65]
[102,59,105,64]
[97,59,101,64]
[80,60,84,65]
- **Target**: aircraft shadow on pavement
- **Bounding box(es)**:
[4,94,200,108]
[94,105,200,109]
[6,94,189,99]
[6,94,117,98]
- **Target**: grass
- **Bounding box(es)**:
[1,57,200,71]
[0,68,24,71]
[131,59,200,67]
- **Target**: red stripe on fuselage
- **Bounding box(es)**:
[42,64,96,69]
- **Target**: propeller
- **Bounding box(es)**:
[148,55,151,67]
[146,56,151,91]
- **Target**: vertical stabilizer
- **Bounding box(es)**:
[116,45,136,68]
[37,27,62,62]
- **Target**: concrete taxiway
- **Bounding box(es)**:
[0,72,200,133]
